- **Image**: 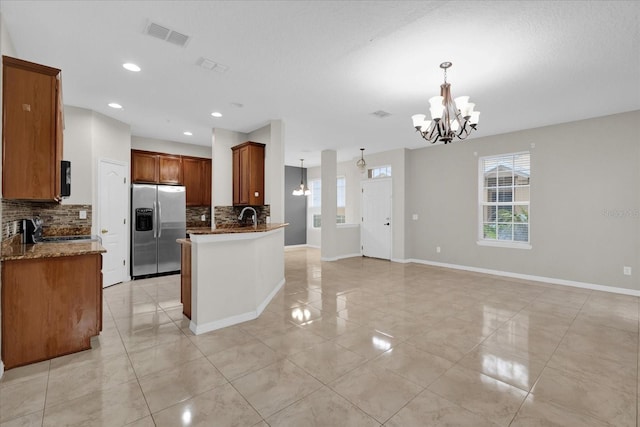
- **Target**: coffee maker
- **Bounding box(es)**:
[22,217,43,244]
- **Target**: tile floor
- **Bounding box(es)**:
[1,247,638,426]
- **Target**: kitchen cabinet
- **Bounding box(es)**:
[131,150,182,185]
[2,56,64,201]
[182,156,212,206]
[232,141,265,206]
[180,240,192,319]
[1,254,103,369]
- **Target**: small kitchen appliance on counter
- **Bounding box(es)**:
[21,217,43,244]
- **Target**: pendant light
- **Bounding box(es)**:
[356,148,366,171]
[292,159,310,196]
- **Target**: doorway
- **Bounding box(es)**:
[361,178,392,260]
[98,159,128,287]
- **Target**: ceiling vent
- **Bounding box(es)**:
[371,110,391,118]
[196,57,229,73]
[144,21,190,48]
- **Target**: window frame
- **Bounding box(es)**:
[477,151,532,250]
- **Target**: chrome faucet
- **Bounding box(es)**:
[238,207,258,226]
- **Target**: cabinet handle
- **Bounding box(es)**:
[101,229,108,234]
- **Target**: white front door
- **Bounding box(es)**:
[361,178,392,260]
[98,159,128,287]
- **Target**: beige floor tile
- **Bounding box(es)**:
[297,315,361,339]
[372,342,453,387]
[208,340,282,380]
[46,353,137,407]
[283,304,323,326]
[559,327,637,366]
[138,357,228,413]
[0,372,48,423]
[119,321,186,352]
[0,410,43,427]
[498,311,572,339]
[261,326,327,356]
[128,335,204,378]
[114,310,175,332]
[152,383,262,427]
[457,345,546,391]
[547,344,636,394]
[125,416,156,427]
[385,390,500,427]
[188,326,256,356]
[333,328,401,360]
[511,394,611,427]
[239,310,298,338]
[0,360,49,388]
[288,341,367,383]
[266,386,379,427]
[481,327,561,362]
[42,380,149,427]
[427,365,527,425]
[531,366,636,426]
[49,330,127,368]
[231,359,323,418]
[329,363,423,423]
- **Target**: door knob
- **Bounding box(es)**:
[384,222,390,226]
[101,229,108,234]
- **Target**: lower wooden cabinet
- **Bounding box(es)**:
[180,241,192,319]
[1,254,103,369]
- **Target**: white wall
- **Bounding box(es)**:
[62,106,93,204]
[212,128,248,208]
[132,136,211,158]
[406,110,640,292]
[213,122,285,223]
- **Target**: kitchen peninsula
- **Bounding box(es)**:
[179,223,287,335]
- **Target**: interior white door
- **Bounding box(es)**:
[98,159,128,287]
[361,178,392,260]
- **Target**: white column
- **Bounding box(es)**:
[321,149,337,260]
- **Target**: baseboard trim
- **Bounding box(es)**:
[0,360,4,379]
[285,244,309,249]
[405,258,640,297]
[189,278,286,335]
[307,244,321,249]
[321,253,362,262]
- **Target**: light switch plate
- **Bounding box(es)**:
[412,214,418,220]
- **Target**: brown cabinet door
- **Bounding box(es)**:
[131,150,159,183]
[232,142,265,206]
[1,254,102,369]
[159,154,183,184]
[180,242,192,319]
[183,157,204,206]
[2,56,63,200]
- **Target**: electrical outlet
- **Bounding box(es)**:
[436,246,441,253]
[412,214,418,220]
[79,210,87,219]
[200,214,206,221]
[623,266,632,276]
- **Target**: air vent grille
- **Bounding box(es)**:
[371,110,391,118]
[144,21,190,47]
[196,57,229,73]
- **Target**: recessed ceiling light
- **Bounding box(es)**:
[122,63,141,72]
[211,112,222,118]
[108,103,123,109]
[183,131,193,136]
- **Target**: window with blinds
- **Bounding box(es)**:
[479,152,530,246]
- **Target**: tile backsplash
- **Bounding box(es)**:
[1,200,92,241]
[214,205,270,226]
[186,206,212,228]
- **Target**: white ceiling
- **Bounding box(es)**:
[1,1,639,167]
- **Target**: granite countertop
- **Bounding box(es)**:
[187,223,288,235]
[1,241,107,261]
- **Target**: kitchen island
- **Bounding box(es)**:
[179,223,287,335]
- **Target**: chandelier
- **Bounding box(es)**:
[356,148,366,170]
[411,62,480,144]
[292,159,310,196]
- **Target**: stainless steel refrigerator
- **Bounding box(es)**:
[131,184,186,278]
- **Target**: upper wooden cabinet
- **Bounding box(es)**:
[131,150,182,185]
[2,56,64,201]
[232,141,265,206]
[182,156,212,206]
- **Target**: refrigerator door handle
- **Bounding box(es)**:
[157,200,163,238]
[152,201,157,238]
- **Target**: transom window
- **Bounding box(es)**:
[368,166,391,179]
[479,152,530,247]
